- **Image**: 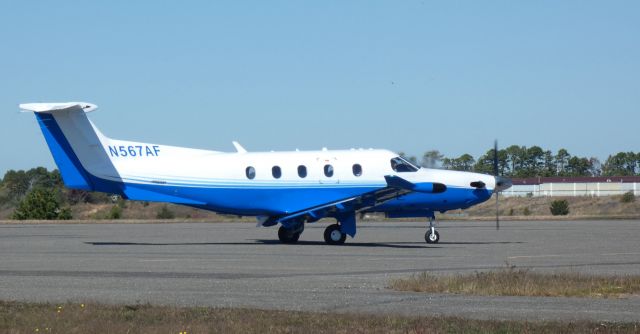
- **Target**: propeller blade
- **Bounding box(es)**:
[492,141,512,231]
[494,140,500,230]
[493,140,499,177]
[496,191,500,230]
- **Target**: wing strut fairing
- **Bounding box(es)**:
[259,175,426,237]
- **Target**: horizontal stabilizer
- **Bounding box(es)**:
[19,102,97,113]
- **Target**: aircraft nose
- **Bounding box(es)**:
[494,176,512,193]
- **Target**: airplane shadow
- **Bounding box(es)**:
[84,240,436,249]
[437,241,525,245]
[254,240,434,249]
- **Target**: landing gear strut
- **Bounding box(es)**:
[424,216,440,244]
[278,224,303,244]
[323,224,346,245]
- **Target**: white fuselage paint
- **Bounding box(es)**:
[22,102,499,217]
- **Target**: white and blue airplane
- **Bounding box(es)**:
[20,102,511,245]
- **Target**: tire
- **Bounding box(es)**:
[425,230,440,244]
[324,224,346,245]
[278,226,300,244]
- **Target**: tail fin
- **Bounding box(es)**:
[20,102,121,193]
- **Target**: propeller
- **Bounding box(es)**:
[492,140,513,230]
[493,140,500,230]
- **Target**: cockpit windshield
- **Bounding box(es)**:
[390,157,420,172]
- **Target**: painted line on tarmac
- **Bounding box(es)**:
[507,254,565,259]
[601,252,640,256]
[509,252,640,260]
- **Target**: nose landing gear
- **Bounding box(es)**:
[424,216,440,244]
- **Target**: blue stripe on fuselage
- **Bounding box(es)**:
[120,182,381,215]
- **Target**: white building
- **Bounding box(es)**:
[504,176,640,197]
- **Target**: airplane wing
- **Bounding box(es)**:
[260,175,446,237]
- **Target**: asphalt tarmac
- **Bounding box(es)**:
[1,220,639,322]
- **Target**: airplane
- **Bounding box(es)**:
[20,101,512,245]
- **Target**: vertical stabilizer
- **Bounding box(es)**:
[20,102,120,193]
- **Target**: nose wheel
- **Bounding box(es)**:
[425,228,440,244]
[425,217,440,244]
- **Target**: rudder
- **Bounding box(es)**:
[35,112,94,190]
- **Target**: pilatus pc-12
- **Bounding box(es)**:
[21,102,511,245]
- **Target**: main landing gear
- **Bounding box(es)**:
[425,216,440,244]
[323,224,346,245]
[277,223,348,245]
[278,224,303,244]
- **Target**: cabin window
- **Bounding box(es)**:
[246,166,256,179]
[272,166,282,179]
[352,164,362,177]
[390,157,419,172]
[298,165,307,178]
[324,164,334,177]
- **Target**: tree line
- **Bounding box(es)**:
[0,147,638,218]
[0,167,180,220]
[0,167,112,207]
[0,167,113,220]
[400,147,639,178]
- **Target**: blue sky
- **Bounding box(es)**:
[1,1,638,174]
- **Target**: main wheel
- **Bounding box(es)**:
[324,224,346,245]
[425,230,440,244]
[278,226,301,244]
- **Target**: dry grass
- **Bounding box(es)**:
[460,195,640,219]
[3,193,640,221]
[1,301,639,334]
[389,268,640,298]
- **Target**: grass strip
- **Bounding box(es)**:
[1,301,638,334]
[389,268,640,298]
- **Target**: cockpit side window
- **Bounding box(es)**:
[390,157,419,172]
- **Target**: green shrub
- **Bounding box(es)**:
[115,196,127,208]
[523,207,531,216]
[108,205,122,219]
[508,208,514,216]
[0,194,9,206]
[549,199,569,216]
[58,207,73,220]
[621,191,635,203]
[156,205,175,219]
[12,188,72,220]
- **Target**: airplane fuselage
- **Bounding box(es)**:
[99,147,496,216]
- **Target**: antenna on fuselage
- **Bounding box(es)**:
[232,141,247,153]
